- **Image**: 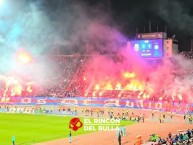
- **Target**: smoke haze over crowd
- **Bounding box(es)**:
[0,0,192,101]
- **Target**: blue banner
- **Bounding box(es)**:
[0,96,192,113]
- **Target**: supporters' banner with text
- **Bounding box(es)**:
[0,96,192,113]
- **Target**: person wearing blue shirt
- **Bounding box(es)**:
[116,128,120,138]
[122,126,126,136]
[12,135,16,145]
[69,131,72,143]
[118,132,121,145]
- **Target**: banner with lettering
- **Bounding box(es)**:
[0,96,192,113]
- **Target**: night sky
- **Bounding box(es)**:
[37,0,193,52]
[84,0,193,51]
[87,0,193,51]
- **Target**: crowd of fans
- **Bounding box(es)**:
[43,52,192,101]
[148,129,193,145]
[19,55,84,97]
[180,51,193,59]
[39,55,83,97]
[1,51,193,101]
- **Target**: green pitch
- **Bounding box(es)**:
[0,113,134,145]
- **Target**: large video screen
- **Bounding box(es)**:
[130,39,164,58]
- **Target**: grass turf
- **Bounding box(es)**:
[0,113,134,145]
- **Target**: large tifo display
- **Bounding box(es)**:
[0,97,192,113]
[130,39,164,58]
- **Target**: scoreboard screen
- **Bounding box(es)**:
[130,39,164,58]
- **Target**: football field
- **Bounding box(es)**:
[0,113,134,145]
